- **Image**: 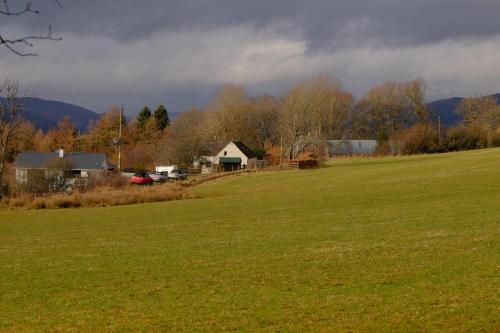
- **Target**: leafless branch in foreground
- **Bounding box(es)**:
[0,0,63,56]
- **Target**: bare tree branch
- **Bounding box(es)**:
[53,0,63,9]
[0,1,63,56]
[0,1,39,15]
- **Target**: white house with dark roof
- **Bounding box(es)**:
[14,149,110,184]
[213,141,258,171]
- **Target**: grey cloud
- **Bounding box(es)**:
[4,0,500,50]
[2,1,500,115]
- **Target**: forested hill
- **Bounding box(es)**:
[1,97,182,132]
[0,97,100,132]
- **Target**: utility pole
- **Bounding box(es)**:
[438,116,441,146]
[118,105,123,172]
[111,105,124,173]
[280,132,283,168]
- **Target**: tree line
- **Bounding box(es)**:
[2,75,500,186]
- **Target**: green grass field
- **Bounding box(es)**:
[1,149,499,332]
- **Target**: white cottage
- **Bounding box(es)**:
[213,141,258,171]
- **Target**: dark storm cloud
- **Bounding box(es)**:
[4,0,500,50]
[2,1,500,114]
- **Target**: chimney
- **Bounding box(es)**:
[59,147,64,158]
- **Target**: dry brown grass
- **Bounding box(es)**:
[0,170,259,210]
[0,183,190,210]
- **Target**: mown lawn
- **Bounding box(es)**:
[1,149,499,332]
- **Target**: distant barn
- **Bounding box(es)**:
[328,140,378,156]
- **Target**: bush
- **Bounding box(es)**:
[446,124,488,151]
[16,169,48,195]
[74,173,128,192]
[389,123,441,155]
[489,129,500,147]
[44,158,74,193]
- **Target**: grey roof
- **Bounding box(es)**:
[232,141,257,158]
[204,141,227,155]
[15,152,109,170]
[328,140,378,155]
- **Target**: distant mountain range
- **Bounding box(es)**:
[8,97,100,132]
[2,94,500,132]
[0,97,181,132]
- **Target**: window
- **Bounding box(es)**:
[16,169,27,183]
[70,170,82,177]
[224,151,228,156]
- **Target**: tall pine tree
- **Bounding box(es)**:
[154,104,170,131]
[136,106,152,131]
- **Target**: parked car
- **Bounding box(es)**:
[130,172,154,185]
[167,169,187,180]
[149,171,168,183]
[121,168,137,179]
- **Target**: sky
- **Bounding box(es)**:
[1,0,500,116]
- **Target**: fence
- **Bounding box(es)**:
[183,168,202,175]
[256,160,268,169]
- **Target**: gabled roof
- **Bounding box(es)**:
[204,141,227,156]
[232,141,257,158]
[15,152,109,170]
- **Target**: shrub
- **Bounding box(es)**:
[489,129,500,147]
[74,173,128,192]
[446,124,488,151]
[44,158,75,193]
[390,123,441,155]
[33,198,46,209]
[17,169,49,195]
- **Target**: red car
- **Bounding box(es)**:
[130,172,154,185]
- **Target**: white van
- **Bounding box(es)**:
[155,165,178,174]
[155,165,187,180]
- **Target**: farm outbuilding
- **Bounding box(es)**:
[328,140,378,156]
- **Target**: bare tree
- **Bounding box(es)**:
[246,95,280,148]
[209,84,249,142]
[0,79,24,194]
[456,95,497,125]
[159,108,209,167]
[480,105,500,132]
[357,80,428,142]
[280,80,316,159]
[280,75,352,159]
[0,0,62,56]
[404,79,428,123]
[350,101,373,139]
[312,76,353,139]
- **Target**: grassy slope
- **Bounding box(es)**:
[1,149,499,332]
